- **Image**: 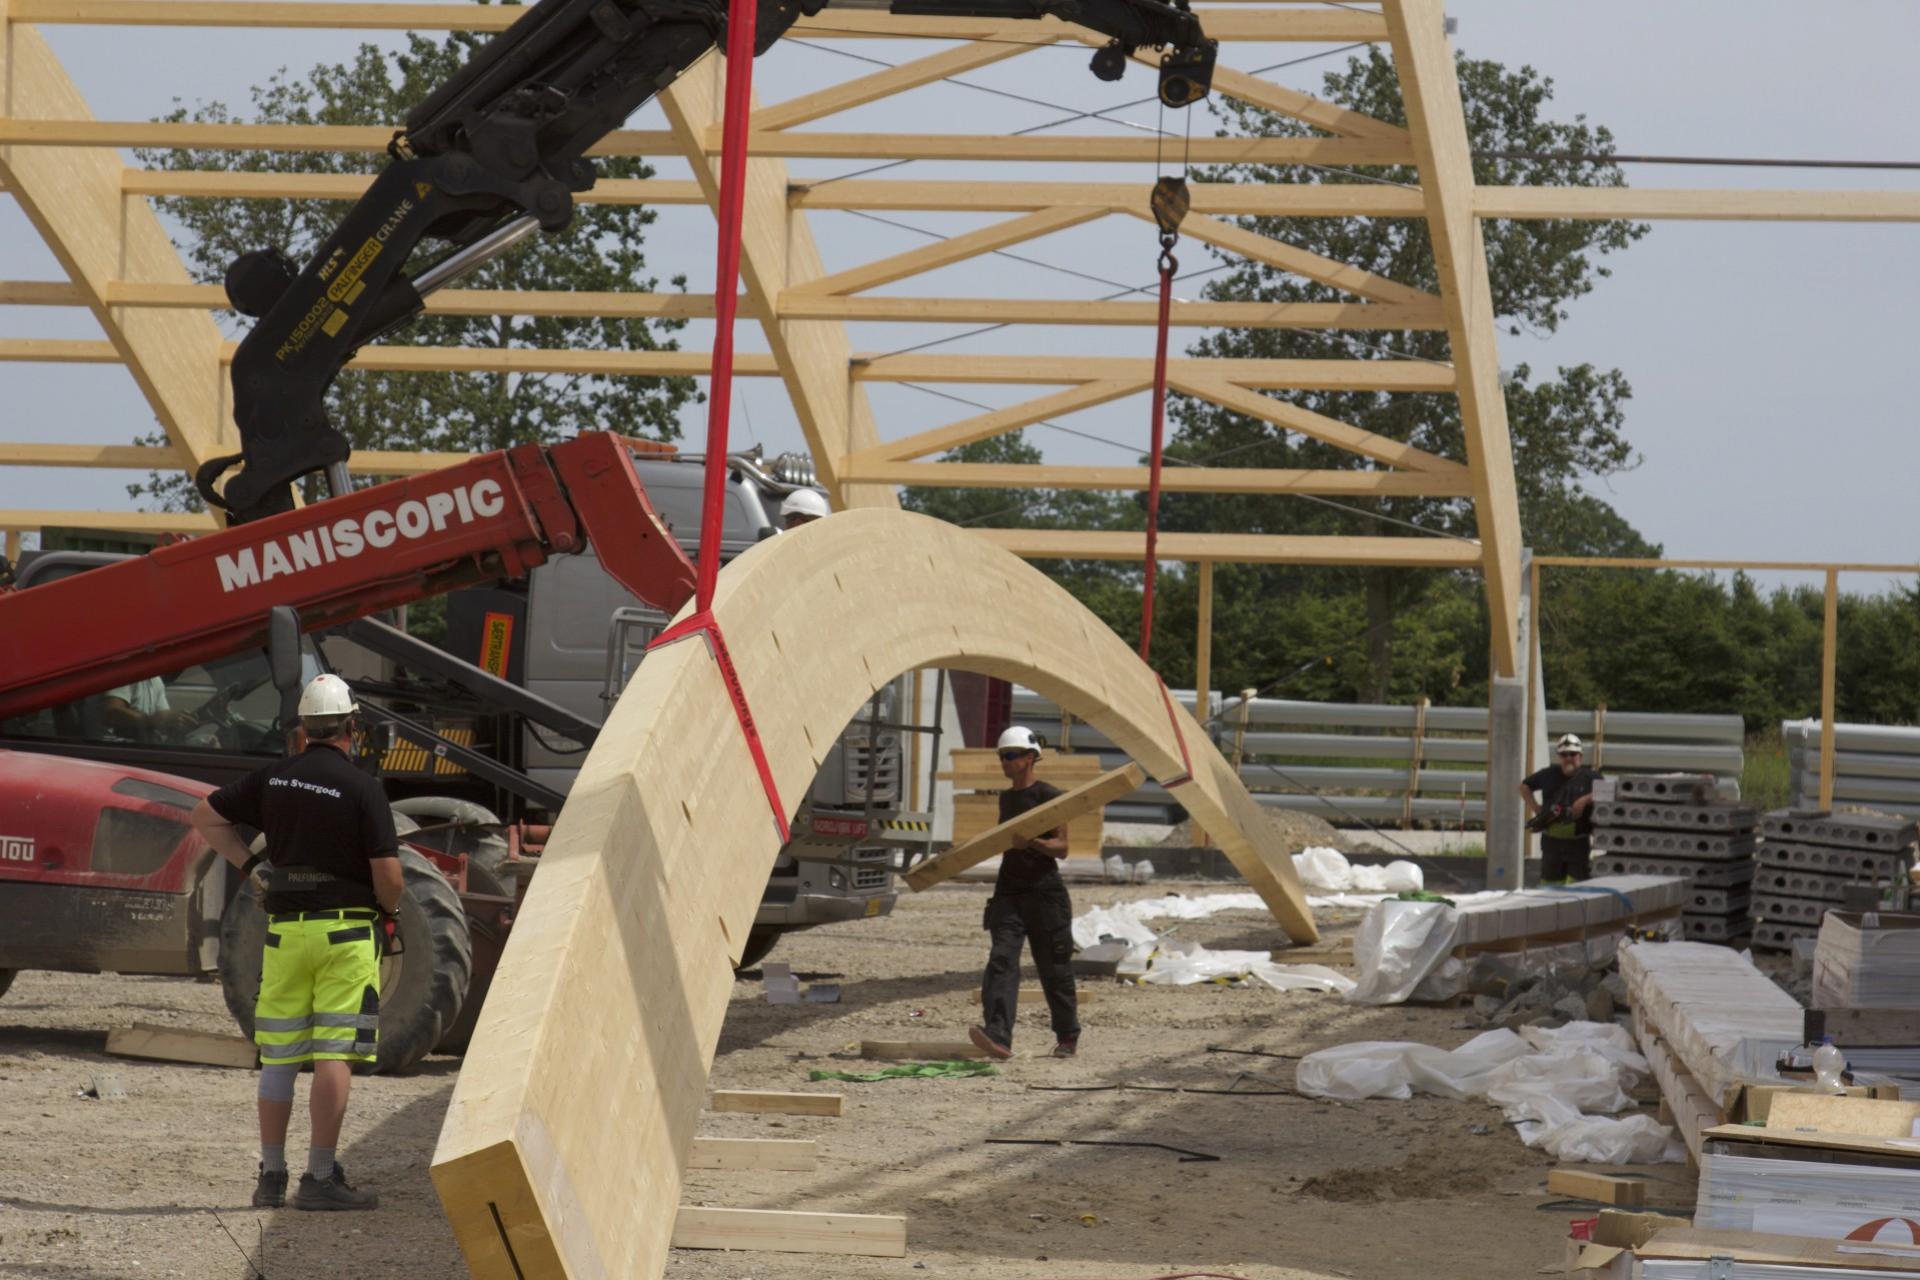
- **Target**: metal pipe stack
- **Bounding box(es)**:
[1591,774,1757,945]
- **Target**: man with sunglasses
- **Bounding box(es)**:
[968,725,1080,1061]
[1519,733,1604,882]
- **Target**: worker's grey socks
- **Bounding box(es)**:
[261,1144,287,1175]
[257,1061,298,1103]
[306,1147,336,1180]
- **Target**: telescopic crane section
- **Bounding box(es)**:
[199,0,1217,525]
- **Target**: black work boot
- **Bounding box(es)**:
[293,1163,379,1211]
[252,1165,288,1209]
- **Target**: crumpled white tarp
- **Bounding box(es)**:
[1070,893,1356,994]
[1344,898,1460,1006]
[1137,938,1356,994]
[1293,847,1423,895]
[1296,1021,1684,1165]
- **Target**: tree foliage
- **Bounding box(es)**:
[129,7,697,510]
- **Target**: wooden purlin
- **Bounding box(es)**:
[0,12,231,470]
[1384,0,1526,678]
[428,511,1316,1280]
[659,57,896,511]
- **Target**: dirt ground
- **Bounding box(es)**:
[0,880,1697,1280]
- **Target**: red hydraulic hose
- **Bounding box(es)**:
[1138,242,1177,662]
[694,0,760,614]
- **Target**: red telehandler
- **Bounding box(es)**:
[0,0,1216,1071]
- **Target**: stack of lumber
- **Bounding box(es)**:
[1696,1095,1920,1246]
[1591,777,1757,944]
[1619,941,1805,1162]
[938,748,1111,857]
[1451,874,1689,951]
[1752,811,1917,952]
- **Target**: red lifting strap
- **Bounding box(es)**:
[1156,675,1195,789]
[1139,240,1177,662]
[649,611,791,843]
[648,0,791,842]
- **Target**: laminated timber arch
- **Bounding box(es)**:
[430,508,1315,1280]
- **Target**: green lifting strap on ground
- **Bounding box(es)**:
[428,508,1315,1280]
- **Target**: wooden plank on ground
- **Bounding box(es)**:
[687,1138,818,1172]
[105,1024,257,1069]
[1806,1007,1920,1046]
[860,1040,987,1062]
[671,1206,907,1257]
[1546,1168,1647,1207]
[709,1090,843,1117]
[904,763,1144,891]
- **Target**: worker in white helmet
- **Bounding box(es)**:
[778,488,831,530]
[189,673,403,1212]
[1518,732,1604,881]
[968,725,1080,1061]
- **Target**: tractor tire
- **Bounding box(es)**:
[0,969,15,1001]
[735,927,782,972]
[392,797,501,827]
[218,848,473,1075]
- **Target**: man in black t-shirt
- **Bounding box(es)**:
[968,725,1081,1061]
[1519,732,1604,881]
[190,674,402,1213]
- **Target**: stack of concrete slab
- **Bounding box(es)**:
[1751,810,1917,952]
[1451,873,1689,950]
[1591,775,1758,945]
[1619,940,1804,1161]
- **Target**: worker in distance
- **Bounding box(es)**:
[189,674,404,1212]
[969,726,1081,1060]
[1519,732,1604,881]
[779,487,830,529]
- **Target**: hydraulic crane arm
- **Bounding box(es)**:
[201,0,1216,524]
[0,433,696,722]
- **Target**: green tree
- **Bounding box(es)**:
[129,6,697,511]
[1164,48,1651,700]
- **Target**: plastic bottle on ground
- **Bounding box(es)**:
[1813,1036,1847,1093]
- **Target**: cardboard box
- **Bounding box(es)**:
[1731,1082,1908,1125]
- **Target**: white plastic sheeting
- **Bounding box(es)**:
[1292,847,1423,895]
[1069,892,1355,994]
[1344,899,1461,1006]
[1296,1022,1686,1165]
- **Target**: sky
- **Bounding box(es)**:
[3,0,1917,596]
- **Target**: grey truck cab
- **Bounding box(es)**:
[508,449,935,968]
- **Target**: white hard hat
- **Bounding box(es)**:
[1555,733,1584,754]
[779,489,831,521]
[298,673,358,718]
[997,725,1042,754]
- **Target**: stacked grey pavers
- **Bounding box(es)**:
[1750,809,1918,951]
[1590,774,1755,945]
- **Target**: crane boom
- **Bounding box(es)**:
[0,433,695,721]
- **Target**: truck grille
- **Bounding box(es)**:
[844,738,901,805]
[853,865,890,891]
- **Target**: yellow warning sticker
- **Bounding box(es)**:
[479,612,515,678]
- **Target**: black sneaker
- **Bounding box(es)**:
[252,1165,287,1209]
[292,1163,379,1211]
[1051,1036,1079,1059]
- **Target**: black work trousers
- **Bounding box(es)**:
[1541,834,1592,882]
[980,881,1079,1047]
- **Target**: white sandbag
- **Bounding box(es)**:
[1344,898,1460,1005]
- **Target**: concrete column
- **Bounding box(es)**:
[1486,675,1527,890]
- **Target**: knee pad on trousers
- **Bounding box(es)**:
[986,952,1016,978]
[258,1061,299,1103]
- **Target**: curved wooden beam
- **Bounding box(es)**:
[430,509,1315,1280]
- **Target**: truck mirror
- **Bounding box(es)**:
[268,606,303,692]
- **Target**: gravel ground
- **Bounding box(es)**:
[0,879,1696,1279]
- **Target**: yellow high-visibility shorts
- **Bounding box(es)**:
[255,911,381,1066]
